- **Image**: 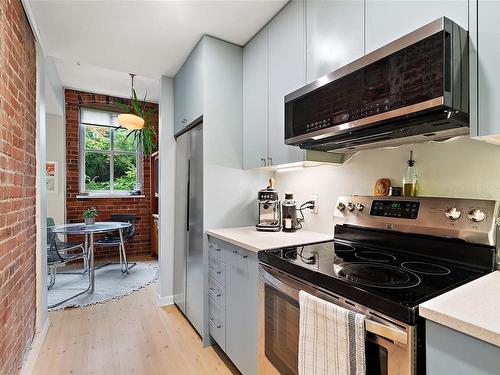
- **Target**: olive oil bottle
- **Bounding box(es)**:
[403,150,418,197]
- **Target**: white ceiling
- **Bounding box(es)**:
[28,0,287,106]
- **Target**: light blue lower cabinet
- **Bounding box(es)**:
[426,320,500,375]
[208,237,259,375]
[208,296,226,351]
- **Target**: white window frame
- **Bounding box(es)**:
[78,108,143,196]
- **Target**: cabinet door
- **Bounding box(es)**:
[268,0,305,166]
[426,320,500,374]
[365,0,468,54]
[476,0,500,137]
[306,0,364,82]
[225,247,259,375]
[243,29,269,169]
[174,42,204,135]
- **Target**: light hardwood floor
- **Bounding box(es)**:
[34,283,239,375]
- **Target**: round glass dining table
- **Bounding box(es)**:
[51,222,132,298]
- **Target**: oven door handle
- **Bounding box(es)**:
[260,266,408,345]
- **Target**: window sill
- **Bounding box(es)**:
[76,194,146,199]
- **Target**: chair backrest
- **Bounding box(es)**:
[110,214,137,239]
[46,217,64,247]
[47,217,56,227]
[46,217,64,263]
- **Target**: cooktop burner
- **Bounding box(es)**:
[336,263,420,288]
[334,243,355,252]
[401,261,451,275]
[354,251,396,262]
[258,237,488,324]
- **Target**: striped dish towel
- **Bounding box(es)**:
[298,290,366,375]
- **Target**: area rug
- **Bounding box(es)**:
[48,261,158,311]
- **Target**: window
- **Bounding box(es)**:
[79,108,142,195]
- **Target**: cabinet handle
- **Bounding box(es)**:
[261,158,266,166]
[215,248,221,252]
[209,287,222,297]
[267,157,273,165]
[210,318,221,329]
[209,266,221,274]
[242,254,248,259]
[233,250,237,254]
[181,118,188,124]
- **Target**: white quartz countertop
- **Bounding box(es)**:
[419,271,500,347]
[207,226,333,253]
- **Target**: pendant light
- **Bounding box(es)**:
[118,73,145,130]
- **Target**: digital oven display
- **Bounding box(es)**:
[370,200,420,219]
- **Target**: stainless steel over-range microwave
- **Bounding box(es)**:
[284,17,469,153]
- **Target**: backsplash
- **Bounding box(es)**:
[273,137,500,235]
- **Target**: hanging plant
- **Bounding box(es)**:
[115,74,158,157]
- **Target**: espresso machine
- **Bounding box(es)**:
[256,178,281,232]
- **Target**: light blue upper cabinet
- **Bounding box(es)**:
[174,41,204,135]
[471,0,500,138]
[268,0,306,166]
[306,0,364,82]
[365,0,468,54]
[243,29,269,169]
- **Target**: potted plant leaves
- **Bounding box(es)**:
[83,207,98,226]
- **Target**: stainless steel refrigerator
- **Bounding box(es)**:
[173,124,204,335]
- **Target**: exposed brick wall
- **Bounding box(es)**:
[0,0,37,373]
[65,89,158,258]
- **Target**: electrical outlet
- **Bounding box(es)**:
[309,194,318,214]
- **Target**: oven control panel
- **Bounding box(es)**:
[334,196,499,246]
[370,200,420,219]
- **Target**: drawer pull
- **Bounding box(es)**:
[215,248,221,252]
[209,266,221,274]
[242,254,248,259]
[209,287,221,297]
[233,250,237,254]
[210,318,221,329]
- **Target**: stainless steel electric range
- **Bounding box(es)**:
[258,196,499,375]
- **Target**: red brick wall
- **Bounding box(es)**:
[65,89,158,258]
[0,0,37,373]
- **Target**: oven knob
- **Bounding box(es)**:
[336,202,346,211]
[355,203,364,211]
[347,202,355,211]
[444,207,461,221]
[467,209,486,223]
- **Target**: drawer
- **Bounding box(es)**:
[208,257,225,286]
[208,275,225,308]
[209,297,225,350]
[208,243,223,262]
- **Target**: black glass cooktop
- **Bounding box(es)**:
[258,240,489,324]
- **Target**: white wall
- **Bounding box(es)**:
[273,137,500,234]
[45,113,65,224]
[157,76,175,306]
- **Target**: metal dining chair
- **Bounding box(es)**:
[94,214,137,273]
[46,217,88,289]
[46,218,92,309]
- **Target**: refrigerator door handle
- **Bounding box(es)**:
[186,159,190,231]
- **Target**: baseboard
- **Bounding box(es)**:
[20,318,50,375]
[156,293,174,306]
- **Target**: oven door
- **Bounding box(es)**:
[259,264,416,375]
